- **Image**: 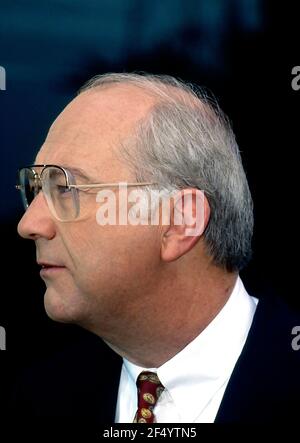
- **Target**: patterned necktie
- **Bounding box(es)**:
[133,371,164,423]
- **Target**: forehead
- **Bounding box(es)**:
[36,85,156,181]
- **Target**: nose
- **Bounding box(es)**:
[17,191,56,240]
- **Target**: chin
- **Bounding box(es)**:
[43,287,86,324]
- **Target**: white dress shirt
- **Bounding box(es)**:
[115,276,258,423]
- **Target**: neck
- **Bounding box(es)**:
[100,266,238,368]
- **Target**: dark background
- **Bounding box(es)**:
[0,0,298,415]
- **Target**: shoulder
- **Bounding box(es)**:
[250,292,300,354]
[216,292,300,422]
[242,292,300,376]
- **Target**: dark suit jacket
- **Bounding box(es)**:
[9,292,300,425]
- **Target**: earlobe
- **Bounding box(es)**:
[160,189,210,263]
[161,229,201,262]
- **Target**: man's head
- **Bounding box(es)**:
[17,73,253,362]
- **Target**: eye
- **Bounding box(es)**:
[56,185,72,195]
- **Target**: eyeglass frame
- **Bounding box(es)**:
[15,164,155,221]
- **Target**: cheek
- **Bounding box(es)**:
[76,227,160,292]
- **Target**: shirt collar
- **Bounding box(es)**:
[123,276,257,422]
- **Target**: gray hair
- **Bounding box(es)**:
[80,73,254,272]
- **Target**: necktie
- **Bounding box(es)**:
[133,371,164,423]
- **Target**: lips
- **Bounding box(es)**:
[38,262,65,269]
[38,261,66,276]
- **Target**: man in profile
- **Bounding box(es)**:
[12,73,300,423]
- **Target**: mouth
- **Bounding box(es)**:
[38,262,66,276]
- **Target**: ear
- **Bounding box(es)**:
[161,189,210,262]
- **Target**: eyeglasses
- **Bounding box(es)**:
[16,164,154,221]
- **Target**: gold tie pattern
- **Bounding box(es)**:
[133,371,164,423]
